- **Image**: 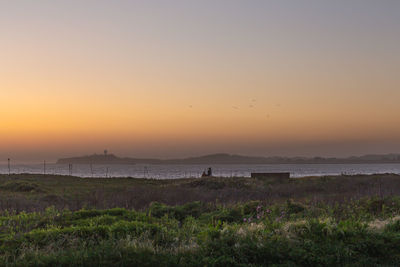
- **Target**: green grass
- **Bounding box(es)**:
[1,198,400,266]
[1,173,400,265]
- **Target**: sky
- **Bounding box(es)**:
[1,0,400,162]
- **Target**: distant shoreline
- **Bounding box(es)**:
[56,152,400,165]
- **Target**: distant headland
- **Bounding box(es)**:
[56,152,400,165]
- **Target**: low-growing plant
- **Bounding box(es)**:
[1,197,400,266]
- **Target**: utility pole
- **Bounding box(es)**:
[7,158,10,175]
[43,160,46,175]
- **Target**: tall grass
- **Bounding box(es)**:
[1,197,400,266]
[1,173,400,213]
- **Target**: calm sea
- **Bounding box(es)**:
[1,163,400,179]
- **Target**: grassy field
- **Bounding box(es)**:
[1,174,400,266]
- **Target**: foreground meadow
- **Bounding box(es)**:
[1,174,400,266]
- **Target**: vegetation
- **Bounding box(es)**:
[1,173,400,212]
[1,198,400,266]
[1,174,400,265]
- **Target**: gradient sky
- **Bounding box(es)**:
[1,1,400,162]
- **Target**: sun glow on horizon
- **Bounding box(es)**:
[1,1,400,161]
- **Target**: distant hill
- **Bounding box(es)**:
[56,153,400,165]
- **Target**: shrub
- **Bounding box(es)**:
[286,199,306,214]
[0,181,45,193]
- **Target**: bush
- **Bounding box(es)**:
[149,201,207,222]
[0,181,45,193]
[384,219,400,232]
[286,199,307,214]
[2,199,400,265]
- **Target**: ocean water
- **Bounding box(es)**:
[1,163,400,179]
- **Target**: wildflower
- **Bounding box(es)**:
[243,218,247,222]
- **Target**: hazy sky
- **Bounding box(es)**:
[1,1,400,162]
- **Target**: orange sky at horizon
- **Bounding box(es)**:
[1,1,400,161]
